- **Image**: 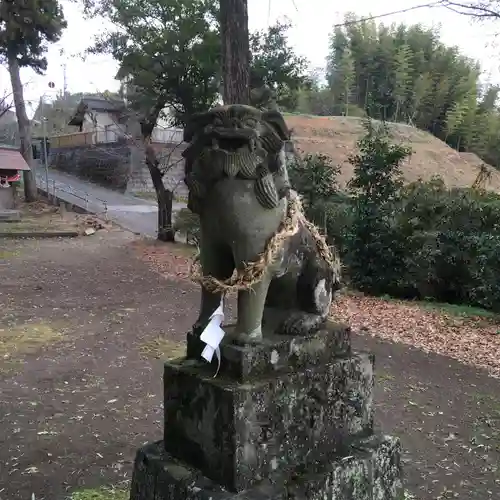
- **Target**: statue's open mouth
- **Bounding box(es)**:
[216,137,249,152]
[210,128,256,153]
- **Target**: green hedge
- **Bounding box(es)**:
[317,179,500,311]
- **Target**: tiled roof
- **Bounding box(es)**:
[0,146,30,171]
[81,97,125,112]
[68,97,126,126]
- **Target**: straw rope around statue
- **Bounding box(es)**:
[189,194,340,294]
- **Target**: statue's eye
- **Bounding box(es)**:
[230,118,241,128]
[213,117,223,127]
[244,118,257,128]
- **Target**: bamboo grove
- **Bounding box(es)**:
[298,13,500,169]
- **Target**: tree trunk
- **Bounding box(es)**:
[145,144,175,242]
[220,0,250,105]
[8,55,37,202]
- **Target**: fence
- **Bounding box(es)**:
[50,132,95,148]
[152,127,184,144]
[50,126,184,148]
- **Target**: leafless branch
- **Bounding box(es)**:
[440,0,500,18]
[0,91,13,120]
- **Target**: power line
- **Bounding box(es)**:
[332,1,444,28]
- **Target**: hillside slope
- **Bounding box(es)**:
[285,114,500,192]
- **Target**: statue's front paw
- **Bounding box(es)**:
[236,330,263,345]
[278,312,326,337]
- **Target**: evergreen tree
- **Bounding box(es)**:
[392,44,413,122]
[0,0,67,201]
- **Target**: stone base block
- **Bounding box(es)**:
[163,352,373,492]
[129,435,403,500]
[187,321,351,383]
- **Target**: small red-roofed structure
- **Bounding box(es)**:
[0,144,30,209]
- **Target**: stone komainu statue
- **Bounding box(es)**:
[182,104,341,341]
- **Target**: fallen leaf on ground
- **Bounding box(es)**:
[132,238,500,379]
[331,295,500,379]
[130,240,195,282]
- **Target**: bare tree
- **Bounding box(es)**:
[0,91,18,146]
[0,91,13,121]
[0,0,67,201]
[68,91,185,241]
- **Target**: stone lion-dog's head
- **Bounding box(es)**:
[182,105,291,214]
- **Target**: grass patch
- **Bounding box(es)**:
[69,486,128,500]
[377,294,498,320]
[403,492,418,500]
[0,321,66,358]
[472,392,500,410]
[140,336,186,360]
[0,218,78,233]
[377,372,395,383]
[0,248,20,259]
[132,191,156,201]
[417,301,497,320]
[0,359,22,376]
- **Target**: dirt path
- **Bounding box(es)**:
[0,234,498,500]
[354,335,500,499]
[0,232,197,500]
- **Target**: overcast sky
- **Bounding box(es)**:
[1,0,499,117]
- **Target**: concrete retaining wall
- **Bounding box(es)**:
[49,141,188,198]
[50,141,131,192]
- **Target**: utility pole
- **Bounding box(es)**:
[62,63,67,98]
[41,82,55,197]
[41,97,49,195]
[219,0,250,105]
[60,48,67,99]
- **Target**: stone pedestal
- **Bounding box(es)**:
[130,321,403,500]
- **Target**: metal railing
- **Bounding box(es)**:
[35,173,109,219]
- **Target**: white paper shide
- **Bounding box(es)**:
[200,300,225,376]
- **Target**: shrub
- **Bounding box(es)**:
[173,208,200,246]
[344,120,412,293]
[288,152,348,251]
[397,187,500,309]
[307,194,354,251]
[288,152,340,214]
[347,175,500,310]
